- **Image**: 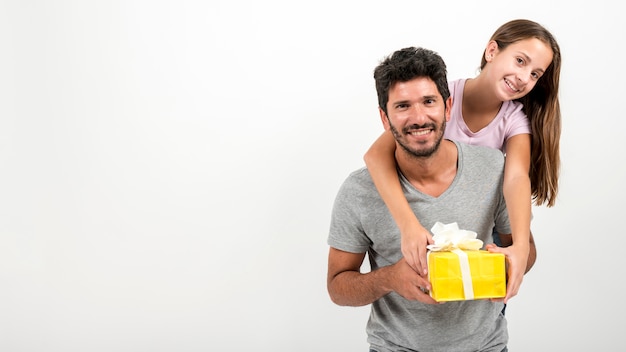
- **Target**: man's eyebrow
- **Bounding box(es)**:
[392,95,438,105]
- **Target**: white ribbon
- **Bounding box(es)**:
[427,222,483,300]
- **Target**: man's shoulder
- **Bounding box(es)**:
[457,140,503,154]
[333,166,381,211]
[455,140,505,164]
[346,166,371,180]
[339,166,374,191]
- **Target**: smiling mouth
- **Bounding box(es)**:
[405,124,436,137]
[408,129,431,136]
[504,78,520,93]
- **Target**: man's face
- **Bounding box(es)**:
[380,77,451,158]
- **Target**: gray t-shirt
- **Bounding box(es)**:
[328,140,511,352]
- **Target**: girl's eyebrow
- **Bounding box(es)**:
[518,51,546,74]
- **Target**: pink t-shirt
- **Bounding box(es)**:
[444,79,531,153]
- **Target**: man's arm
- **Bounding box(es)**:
[327,247,436,306]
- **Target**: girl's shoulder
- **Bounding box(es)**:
[448,78,466,97]
[500,99,526,120]
[499,100,530,138]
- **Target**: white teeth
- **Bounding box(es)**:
[410,130,430,136]
[505,79,519,92]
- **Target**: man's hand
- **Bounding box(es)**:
[388,258,438,304]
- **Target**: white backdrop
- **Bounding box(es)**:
[1,1,623,351]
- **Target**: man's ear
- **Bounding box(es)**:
[379,107,390,131]
[445,96,453,122]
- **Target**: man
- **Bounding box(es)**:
[326,47,535,352]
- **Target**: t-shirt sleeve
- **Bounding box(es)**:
[327,172,371,254]
[504,101,531,137]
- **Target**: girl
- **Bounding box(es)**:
[364,19,561,303]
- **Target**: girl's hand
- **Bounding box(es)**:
[485,242,530,303]
[400,220,433,276]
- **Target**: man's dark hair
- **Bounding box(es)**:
[374,47,450,115]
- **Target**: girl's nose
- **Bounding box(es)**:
[518,69,532,84]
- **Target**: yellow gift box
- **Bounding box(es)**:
[427,249,506,302]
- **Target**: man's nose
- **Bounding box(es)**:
[408,104,429,123]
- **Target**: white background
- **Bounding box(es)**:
[0,1,623,351]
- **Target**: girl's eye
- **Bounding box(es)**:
[531,72,540,80]
[516,57,525,65]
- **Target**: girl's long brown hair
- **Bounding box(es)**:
[480,19,562,207]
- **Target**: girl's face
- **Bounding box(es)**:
[485,38,553,101]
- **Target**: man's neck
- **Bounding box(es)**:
[396,140,458,197]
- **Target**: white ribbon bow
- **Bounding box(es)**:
[427,222,483,300]
[426,222,483,252]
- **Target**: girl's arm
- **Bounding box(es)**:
[500,133,532,302]
[363,130,432,275]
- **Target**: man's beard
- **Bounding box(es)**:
[388,119,446,158]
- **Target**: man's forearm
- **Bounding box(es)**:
[328,267,393,307]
